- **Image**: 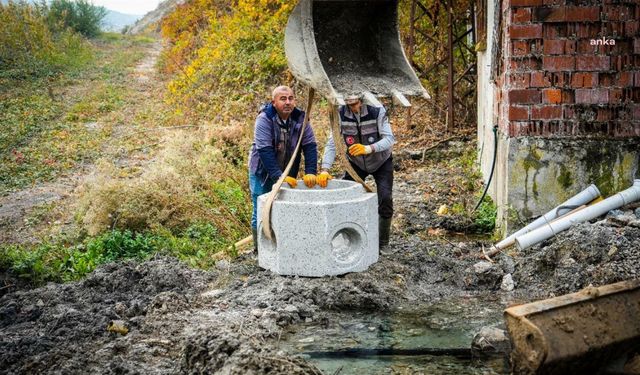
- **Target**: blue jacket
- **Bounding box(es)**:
[248,103,318,185]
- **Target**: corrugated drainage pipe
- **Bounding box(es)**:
[515,179,640,250]
[494,184,600,250]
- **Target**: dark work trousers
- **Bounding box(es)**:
[343,156,394,219]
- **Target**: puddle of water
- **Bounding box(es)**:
[280,295,509,374]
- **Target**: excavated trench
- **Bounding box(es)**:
[1,145,639,373]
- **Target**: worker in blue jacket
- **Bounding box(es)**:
[318,94,395,247]
[248,86,318,248]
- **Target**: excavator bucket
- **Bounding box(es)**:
[284,0,429,105]
[504,279,640,375]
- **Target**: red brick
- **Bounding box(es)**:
[625,21,639,37]
[511,0,543,6]
[544,24,568,39]
[633,105,640,121]
[569,24,601,39]
[636,72,640,86]
[575,89,609,104]
[622,88,637,102]
[565,6,600,22]
[596,108,614,121]
[542,56,575,71]
[607,40,629,55]
[610,56,631,71]
[562,89,575,104]
[533,7,566,22]
[563,105,576,119]
[510,24,543,39]
[576,56,610,71]
[530,40,544,54]
[603,5,634,21]
[509,73,531,88]
[544,39,566,54]
[577,39,598,54]
[513,8,532,23]
[551,72,570,87]
[510,57,542,71]
[509,105,530,120]
[531,105,563,119]
[619,72,634,87]
[509,89,542,104]
[602,22,624,37]
[600,73,616,86]
[513,40,530,56]
[634,39,640,54]
[531,71,552,87]
[570,72,598,88]
[542,89,562,104]
[609,89,623,104]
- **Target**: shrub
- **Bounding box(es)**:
[474,199,497,233]
[0,1,93,79]
[47,0,107,38]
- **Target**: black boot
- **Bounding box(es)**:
[379,217,392,248]
[252,228,258,251]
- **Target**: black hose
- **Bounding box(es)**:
[305,347,472,359]
[473,125,498,212]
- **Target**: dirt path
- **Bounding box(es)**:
[0,42,164,245]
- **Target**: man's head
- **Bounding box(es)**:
[344,94,362,114]
[271,86,295,120]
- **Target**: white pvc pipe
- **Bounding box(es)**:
[515,180,640,250]
[495,184,601,249]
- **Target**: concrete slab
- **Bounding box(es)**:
[257,180,378,277]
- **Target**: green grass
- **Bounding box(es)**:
[0,34,155,194]
[0,224,233,284]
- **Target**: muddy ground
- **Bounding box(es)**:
[1,141,640,374]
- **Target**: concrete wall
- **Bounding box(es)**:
[505,137,640,224]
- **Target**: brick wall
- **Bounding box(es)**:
[501,0,640,138]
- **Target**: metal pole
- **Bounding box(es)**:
[447,0,454,131]
[407,0,418,130]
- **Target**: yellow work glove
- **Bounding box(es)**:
[303,174,316,188]
[284,176,297,188]
[348,143,373,157]
[317,171,333,188]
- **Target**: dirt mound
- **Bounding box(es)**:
[0,257,217,374]
[513,219,640,295]
[181,328,321,374]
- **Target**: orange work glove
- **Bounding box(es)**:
[284,176,297,188]
[317,171,333,188]
[348,143,373,157]
[303,174,317,188]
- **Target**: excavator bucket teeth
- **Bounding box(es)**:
[504,279,640,374]
[284,0,428,103]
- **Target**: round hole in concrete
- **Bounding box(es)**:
[331,227,363,265]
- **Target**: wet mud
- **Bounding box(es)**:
[2,142,639,373]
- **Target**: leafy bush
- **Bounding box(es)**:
[0,1,93,79]
[474,199,497,233]
[47,0,107,38]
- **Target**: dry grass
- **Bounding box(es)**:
[76,125,250,237]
